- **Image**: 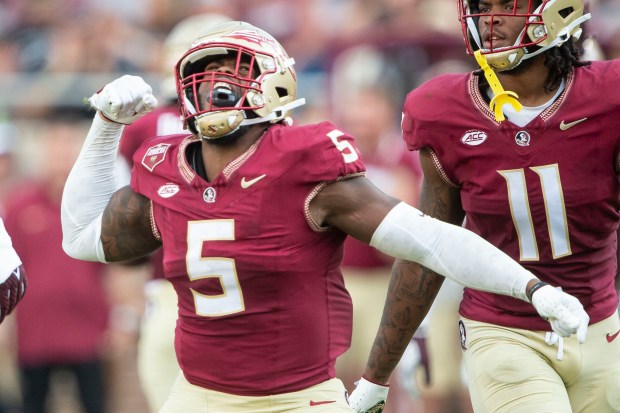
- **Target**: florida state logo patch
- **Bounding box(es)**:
[515,131,531,146]
[203,187,217,203]
[142,143,171,172]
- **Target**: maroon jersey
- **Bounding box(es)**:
[403,60,620,331]
[131,121,365,395]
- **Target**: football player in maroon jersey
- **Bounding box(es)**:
[356,1,620,412]
[0,218,26,324]
[62,21,589,413]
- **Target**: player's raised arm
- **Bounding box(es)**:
[61,76,161,263]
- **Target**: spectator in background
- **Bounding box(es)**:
[3,109,109,413]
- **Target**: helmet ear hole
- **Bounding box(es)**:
[558,6,574,18]
[275,87,288,98]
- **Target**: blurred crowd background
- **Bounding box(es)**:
[0,1,618,413]
[1,0,619,172]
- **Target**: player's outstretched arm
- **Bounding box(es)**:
[313,171,588,412]
[0,218,27,323]
[61,75,160,263]
[314,175,587,319]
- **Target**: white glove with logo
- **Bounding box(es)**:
[88,75,158,125]
[531,284,589,342]
[348,377,389,413]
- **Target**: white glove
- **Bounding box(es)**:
[531,284,589,342]
[88,75,158,125]
[348,377,389,413]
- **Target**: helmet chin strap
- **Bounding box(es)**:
[237,98,306,126]
[189,97,306,140]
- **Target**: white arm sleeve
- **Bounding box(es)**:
[61,115,125,263]
[370,202,532,302]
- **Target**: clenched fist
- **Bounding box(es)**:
[88,75,158,125]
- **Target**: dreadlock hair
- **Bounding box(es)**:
[543,39,590,92]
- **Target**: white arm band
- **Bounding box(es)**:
[0,218,21,283]
[370,202,531,301]
[61,115,125,263]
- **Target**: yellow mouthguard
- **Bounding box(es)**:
[474,51,522,122]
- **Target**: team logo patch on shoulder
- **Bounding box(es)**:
[157,183,179,198]
[461,130,487,146]
[142,143,171,172]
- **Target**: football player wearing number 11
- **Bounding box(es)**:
[352,0,620,412]
[61,21,587,413]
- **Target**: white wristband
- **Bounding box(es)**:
[370,202,531,301]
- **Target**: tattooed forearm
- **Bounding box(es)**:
[101,186,161,262]
[363,149,465,383]
[366,260,444,381]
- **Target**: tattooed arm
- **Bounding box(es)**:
[101,186,161,262]
[363,148,465,384]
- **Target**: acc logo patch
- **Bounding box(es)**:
[157,183,179,198]
[461,130,487,146]
[142,143,171,172]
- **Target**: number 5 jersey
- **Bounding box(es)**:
[130,121,365,396]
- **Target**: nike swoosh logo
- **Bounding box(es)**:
[559,117,587,131]
[309,400,336,406]
[606,330,620,343]
[240,174,267,189]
